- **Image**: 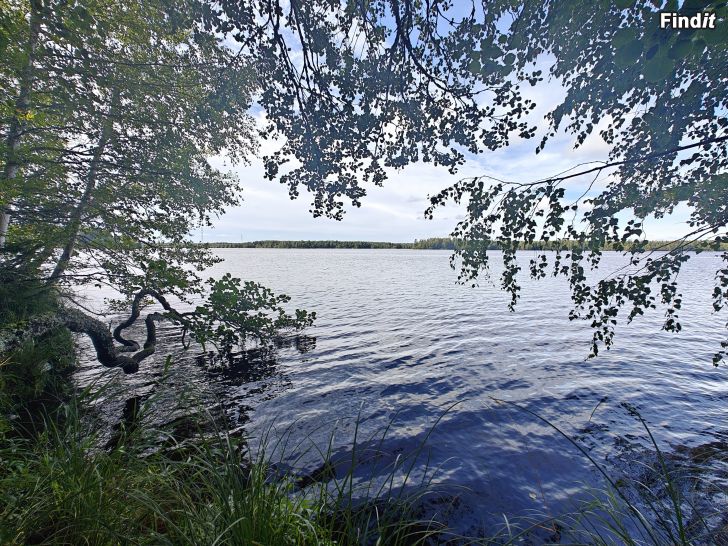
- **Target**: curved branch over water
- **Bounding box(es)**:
[61,307,142,373]
[61,288,187,373]
[112,288,187,352]
[59,279,315,374]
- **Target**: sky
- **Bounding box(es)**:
[199,55,694,244]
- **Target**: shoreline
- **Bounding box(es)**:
[193,238,728,252]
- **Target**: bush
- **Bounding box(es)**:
[0,278,76,436]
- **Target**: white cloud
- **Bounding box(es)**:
[200,77,694,243]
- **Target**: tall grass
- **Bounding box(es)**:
[485,398,725,546]
[0,370,450,545]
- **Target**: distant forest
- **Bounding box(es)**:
[203,238,728,251]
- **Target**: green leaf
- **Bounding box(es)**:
[615,39,643,67]
[642,54,675,82]
[480,40,502,60]
[612,28,638,48]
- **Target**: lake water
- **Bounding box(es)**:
[74,249,728,541]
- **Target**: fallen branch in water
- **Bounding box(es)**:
[60,276,316,374]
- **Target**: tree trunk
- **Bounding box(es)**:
[61,307,141,373]
[48,90,118,283]
[60,287,185,373]
[0,0,42,248]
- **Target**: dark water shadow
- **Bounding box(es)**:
[196,334,317,386]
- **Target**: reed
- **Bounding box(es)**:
[0,372,449,545]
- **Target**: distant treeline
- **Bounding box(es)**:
[211,240,415,249]
[205,238,456,249]
[203,238,728,251]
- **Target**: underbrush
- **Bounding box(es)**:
[0,278,76,436]
[0,379,444,545]
[0,401,330,544]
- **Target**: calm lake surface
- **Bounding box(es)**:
[74,249,728,538]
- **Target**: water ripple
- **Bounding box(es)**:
[73,249,728,537]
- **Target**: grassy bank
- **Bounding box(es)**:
[0,384,444,545]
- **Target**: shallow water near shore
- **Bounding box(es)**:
[73,249,728,539]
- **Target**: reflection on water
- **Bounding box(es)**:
[199,335,317,384]
[73,249,728,539]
